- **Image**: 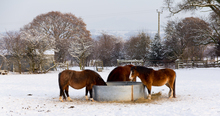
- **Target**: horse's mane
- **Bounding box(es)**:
[132,66,153,76]
[124,64,134,68]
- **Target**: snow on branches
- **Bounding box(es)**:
[68,36,93,70]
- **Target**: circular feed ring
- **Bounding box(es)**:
[92,82,146,102]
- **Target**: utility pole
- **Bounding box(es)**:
[156,9,162,38]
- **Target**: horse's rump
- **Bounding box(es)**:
[107,65,134,82]
[151,69,176,86]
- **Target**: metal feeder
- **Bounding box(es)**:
[92,82,145,101]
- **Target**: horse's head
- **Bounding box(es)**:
[96,76,107,86]
[129,66,138,81]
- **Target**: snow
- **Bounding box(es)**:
[1,67,220,116]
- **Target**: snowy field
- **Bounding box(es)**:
[0,67,220,116]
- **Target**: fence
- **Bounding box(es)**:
[117,59,144,66]
[175,59,220,69]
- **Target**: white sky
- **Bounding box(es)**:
[0,0,211,33]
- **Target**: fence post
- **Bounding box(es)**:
[175,59,179,69]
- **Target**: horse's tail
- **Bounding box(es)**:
[173,74,176,98]
[58,72,62,90]
[58,72,66,99]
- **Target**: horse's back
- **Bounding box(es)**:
[83,69,107,86]
[155,68,176,82]
[59,70,75,80]
[107,66,124,81]
[159,68,176,77]
[60,69,106,89]
[107,65,133,82]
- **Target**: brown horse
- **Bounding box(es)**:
[58,69,107,102]
[129,66,176,100]
[107,64,136,82]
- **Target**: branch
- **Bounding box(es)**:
[165,0,220,17]
[43,63,57,73]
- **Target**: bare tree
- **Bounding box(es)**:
[0,34,8,70]
[26,11,91,63]
[210,12,220,42]
[164,0,220,44]
[94,33,123,66]
[2,31,25,73]
[68,36,93,70]
[124,32,151,61]
[164,20,181,60]
[20,28,55,73]
[164,17,212,60]
[164,0,220,17]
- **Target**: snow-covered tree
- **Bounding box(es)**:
[149,33,164,65]
[93,33,123,66]
[164,0,220,17]
[68,37,93,70]
[124,32,151,61]
[163,20,185,60]
[20,28,55,73]
[2,31,25,73]
[27,11,91,63]
[0,35,7,70]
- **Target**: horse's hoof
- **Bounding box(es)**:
[147,95,151,100]
[85,96,89,100]
[59,99,63,102]
[90,98,94,102]
[169,95,173,99]
[67,97,73,102]
[59,96,63,102]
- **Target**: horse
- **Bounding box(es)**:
[129,66,176,100]
[58,69,107,102]
[107,64,136,82]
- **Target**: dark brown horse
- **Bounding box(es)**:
[129,66,176,100]
[58,69,107,102]
[107,64,136,82]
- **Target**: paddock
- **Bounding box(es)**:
[0,67,220,116]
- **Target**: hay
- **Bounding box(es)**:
[57,91,171,104]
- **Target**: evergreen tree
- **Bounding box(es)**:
[149,33,164,65]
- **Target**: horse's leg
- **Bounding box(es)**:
[89,89,94,101]
[85,87,89,100]
[165,83,171,97]
[166,83,173,98]
[65,86,73,102]
[173,78,176,98]
[59,85,67,102]
[145,84,152,100]
[59,89,64,102]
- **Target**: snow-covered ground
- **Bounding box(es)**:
[0,67,220,116]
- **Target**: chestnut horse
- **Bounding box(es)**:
[58,69,107,102]
[129,66,176,100]
[107,64,136,82]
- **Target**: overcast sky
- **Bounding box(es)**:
[0,0,211,33]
